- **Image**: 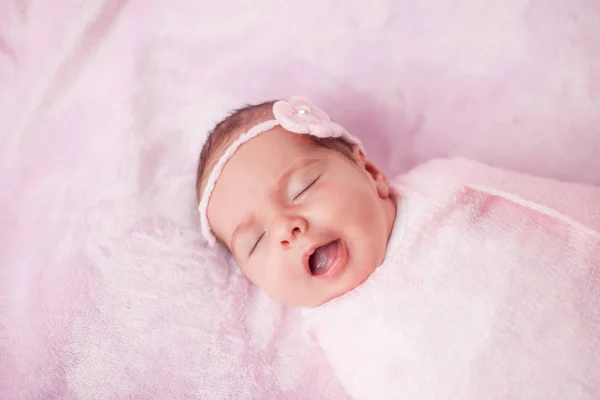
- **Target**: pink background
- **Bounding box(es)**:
[1,0,599,398]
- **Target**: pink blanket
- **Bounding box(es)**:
[305,158,600,399]
[1,0,600,398]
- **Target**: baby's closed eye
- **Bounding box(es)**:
[232,226,264,259]
[248,231,265,256]
[292,176,321,202]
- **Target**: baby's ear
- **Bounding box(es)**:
[352,146,391,199]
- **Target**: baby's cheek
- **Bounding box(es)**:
[259,263,305,304]
[350,258,376,286]
[326,188,369,223]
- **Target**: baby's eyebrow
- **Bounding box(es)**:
[275,158,321,191]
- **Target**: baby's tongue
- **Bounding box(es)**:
[310,240,339,275]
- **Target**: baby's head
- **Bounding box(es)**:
[196,97,396,307]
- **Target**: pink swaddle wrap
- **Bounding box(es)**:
[304,158,600,400]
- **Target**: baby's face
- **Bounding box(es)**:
[206,127,395,307]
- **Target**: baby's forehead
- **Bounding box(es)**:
[218,137,320,204]
[200,126,312,200]
[224,128,315,171]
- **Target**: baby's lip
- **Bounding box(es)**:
[302,239,347,278]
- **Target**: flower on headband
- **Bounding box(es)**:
[272,96,348,138]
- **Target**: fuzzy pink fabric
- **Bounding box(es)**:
[1,0,599,399]
[306,158,600,399]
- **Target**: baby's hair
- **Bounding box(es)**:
[196,100,355,202]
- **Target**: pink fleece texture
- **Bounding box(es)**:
[306,158,600,399]
[1,0,599,399]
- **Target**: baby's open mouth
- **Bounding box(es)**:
[308,239,341,275]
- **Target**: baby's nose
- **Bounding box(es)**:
[275,215,308,247]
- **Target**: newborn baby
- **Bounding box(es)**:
[196,97,600,399]
[196,96,399,307]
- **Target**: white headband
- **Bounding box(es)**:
[198,96,362,246]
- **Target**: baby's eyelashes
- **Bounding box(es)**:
[248,231,265,256]
[290,176,321,202]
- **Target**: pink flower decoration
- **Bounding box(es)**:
[273,96,350,139]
